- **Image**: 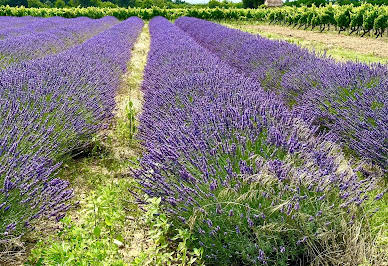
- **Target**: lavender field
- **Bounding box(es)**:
[0,15,386,265]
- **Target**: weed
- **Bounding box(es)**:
[126,101,137,141]
[27,181,129,266]
[116,101,138,143]
[131,197,203,266]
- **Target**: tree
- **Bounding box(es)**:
[79,0,92,6]
[68,0,80,6]
[208,0,222,8]
[116,0,130,7]
[54,0,65,7]
[8,0,29,6]
[44,0,53,6]
[28,0,46,7]
[242,0,264,8]
[98,0,117,7]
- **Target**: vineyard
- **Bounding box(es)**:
[0,12,387,266]
[1,4,388,37]
[267,4,388,37]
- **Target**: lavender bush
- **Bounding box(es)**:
[135,17,382,265]
[0,17,143,239]
[176,17,388,170]
[0,16,118,69]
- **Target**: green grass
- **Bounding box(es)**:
[26,137,139,265]
[28,178,133,265]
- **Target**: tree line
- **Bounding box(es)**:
[0,0,246,9]
[0,0,387,13]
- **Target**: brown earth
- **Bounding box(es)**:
[223,22,388,63]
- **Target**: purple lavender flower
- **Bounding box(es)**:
[247,217,254,228]
[257,249,266,262]
[280,246,285,253]
[235,225,240,234]
[206,219,213,228]
[375,191,385,200]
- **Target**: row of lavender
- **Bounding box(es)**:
[0,17,80,40]
[135,17,381,265]
[176,17,388,171]
[0,17,143,239]
[0,16,40,30]
[0,16,118,69]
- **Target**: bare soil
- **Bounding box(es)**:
[224,22,388,63]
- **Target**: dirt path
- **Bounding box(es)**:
[223,22,388,64]
[57,22,151,264]
[112,22,149,160]
[117,22,150,263]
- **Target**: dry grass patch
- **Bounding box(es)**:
[223,21,388,64]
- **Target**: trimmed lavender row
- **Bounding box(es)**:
[0,16,119,69]
[0,16,92,40]
[135,17,380,265]
[0,16,40,30]
[0,17,143,238]
[176,17,388,170]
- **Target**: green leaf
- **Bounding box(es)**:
[93,226,101,237]
[105,217,113,226]
[189,257,197,264]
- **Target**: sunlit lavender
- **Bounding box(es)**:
[0,16,143,238]
[176,17,388,170]
[0,16,119,69]
[134,17,382,265]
